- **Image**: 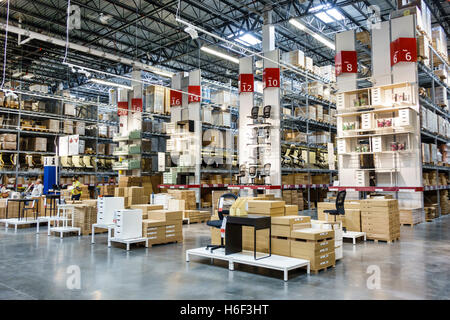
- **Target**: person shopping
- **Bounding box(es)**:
[71,176,83,201]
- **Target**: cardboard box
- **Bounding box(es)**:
[284,205,298,215]
[290,238,335,256]
[290,228,334,241]
[271,237,290,256]
[247,200,285,215]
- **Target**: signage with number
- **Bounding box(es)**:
[170,89,182,106]
[131,98,143,112]
[263,68,280,88]
[117,101,128,116]
[188,85,201,103]
[390,37,417,66]
[239,73,254,93]
[335,51,357,76]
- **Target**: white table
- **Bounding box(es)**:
[186,247,310,281]
[91,223,115,244]
[49,204,80,238]
[343,231,367,245]
[36,216,63,235]
[2,218,38,232]
[108,237,148,251]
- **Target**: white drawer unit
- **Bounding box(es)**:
[397,108,412,127]
[114,209,143,240]
[336,93,345,110]
[372,136,383,152]
[361,113,372,129]
[337,139,347,154]
[371,87,381,106]
[97,197,124,225]
[355,170,370,187]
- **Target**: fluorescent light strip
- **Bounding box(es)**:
[89,78,133,90]
[289,19,335,50]
[201,46,239,64]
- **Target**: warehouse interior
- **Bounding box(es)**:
[0,0,449,301]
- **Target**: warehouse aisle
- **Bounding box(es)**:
[0,216,449,300]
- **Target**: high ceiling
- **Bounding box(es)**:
[0,0,448,98]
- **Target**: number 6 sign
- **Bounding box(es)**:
[390,38,417,66]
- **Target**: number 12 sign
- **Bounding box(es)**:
[263,68,280,88]
[239,74,254,93]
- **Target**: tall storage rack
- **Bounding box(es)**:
[330,14,450,217]
[0,88,119,191]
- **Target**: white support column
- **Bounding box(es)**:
[389,15,423,210]
[336,30,357,92]
[263,49,281,195]
[189,70,202,205]
[238,56,254,187]
[372,21,392,86]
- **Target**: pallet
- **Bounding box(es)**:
[425,219,435,222]
[367,237,400,244]
[311,264,335,275]
[401,222,421,227]
[21,126,49,132]
[148,240,181,247]
[186,218,210,225]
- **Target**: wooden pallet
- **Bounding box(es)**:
[311,264,335,275]
[186,218,210,225]
[21,126,49,132]
[148,240,181,247]
[367,237,400,244]
[401,222,421,227]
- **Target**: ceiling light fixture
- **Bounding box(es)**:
[289,18,335,50]
[89,78,133,90]
[200,46,239,64]
[184,26,198,40]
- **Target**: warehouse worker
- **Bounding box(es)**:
[29,179,44,197]
[23,179,44,198]
[71,176,82,200]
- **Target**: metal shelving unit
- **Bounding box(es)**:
[0,89,119,190]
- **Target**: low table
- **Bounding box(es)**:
[343,231,366,245]
[108,237,148,251]
[91,223,115,244]
[186,247,310,281]
[49,226,81,238]
[2,218,38,232]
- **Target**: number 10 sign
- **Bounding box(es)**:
[263,68,280,88]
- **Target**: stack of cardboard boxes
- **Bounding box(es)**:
[130,204,163,219]
[361,199,400,242]
[72,200,98,235]
[282,190,304,209]
[247,200,285,217]
[424,206,437,221]
[0,133,16,150]
[167,190,196,210]
[183,210,211,223]
[142,209,183,245]
[291,227,335,273]
[399,208,424,226]
[317,200,362,232]
[271,215,311,256]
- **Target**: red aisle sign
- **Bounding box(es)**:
[390,37,417,66]
[131,98,143,112]
[263,68,280,88]
[170,89,182,106]
[188,85,201,103]
[117,101,128,116]
[239,74,254,93]
[335,51,357,76]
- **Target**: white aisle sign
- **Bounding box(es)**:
[68,135,80,156]
[59,136,69,156]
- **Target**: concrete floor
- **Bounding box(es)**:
[0,216,449,300]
